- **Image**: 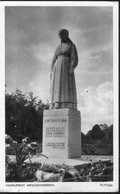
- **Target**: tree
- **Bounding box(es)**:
[90,124,105,141]
[5,89,49,142]
[81,132,86,145]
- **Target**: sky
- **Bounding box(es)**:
[5,6,113,134]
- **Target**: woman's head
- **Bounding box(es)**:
[58,29,69,42]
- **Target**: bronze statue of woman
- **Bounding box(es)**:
[50,29,78,109]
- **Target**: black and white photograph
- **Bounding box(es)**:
[0,1,119,192]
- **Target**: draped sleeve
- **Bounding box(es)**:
[70,44,78,69]
[50,47,58,74]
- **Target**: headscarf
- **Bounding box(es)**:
[58,29,69,37]
[58,29,73,43]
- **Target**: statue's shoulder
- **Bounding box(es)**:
[57,44,61,48]
[71,42,76,47]
[68,41,75,48]
[71,43,77,50]
[55,44,61,51]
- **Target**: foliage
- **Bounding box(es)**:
[5,135,42,182]
[77,160,113,182]
[81,124,113,155]
[35,160,113,182]
[82,124,113,143]
[6,162,40,182]
[6,157,113,182]
[90,124,105,140]
[5,89,49,142]
[82,143,113,155]
[5,135,40,163]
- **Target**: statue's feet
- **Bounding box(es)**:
[61,102,77,109]
[54,102,60,109]
[49,103,54,109]
[61,102,72,108]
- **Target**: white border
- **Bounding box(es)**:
[113,2,119,191]
[0,1,119,192]
[0,1,117,7]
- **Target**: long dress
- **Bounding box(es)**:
[50,40,78,109]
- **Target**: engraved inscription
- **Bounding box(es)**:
[45,119,67,123]
[46,142,65,149]
[46,127,65,137]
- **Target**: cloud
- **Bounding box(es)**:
[79,81,113,133]
[32,43,54,66]
[77,41,112,72]
[28,72,50,103]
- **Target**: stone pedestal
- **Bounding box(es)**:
[42,108,81,159]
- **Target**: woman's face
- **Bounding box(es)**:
[59,33,68,42]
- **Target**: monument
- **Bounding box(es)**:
[42,29,81,159]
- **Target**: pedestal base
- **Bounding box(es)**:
[42,108,81,159]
